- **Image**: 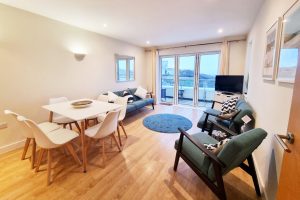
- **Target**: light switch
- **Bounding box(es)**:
[0,122,8,129]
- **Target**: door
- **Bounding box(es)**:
[198,53,220,107]
[178,55,196,106]
[160,56,176,104]
[276,51,300,199]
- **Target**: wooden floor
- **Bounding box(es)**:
[0,105,263,200]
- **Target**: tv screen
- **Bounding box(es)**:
[215,75,244,94]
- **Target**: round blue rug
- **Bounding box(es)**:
[143,114,192,133]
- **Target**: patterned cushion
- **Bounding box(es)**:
[123,91,134,103]
[221,97,239,114]
[204,138,231,154]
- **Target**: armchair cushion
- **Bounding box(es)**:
[175,132,218,176]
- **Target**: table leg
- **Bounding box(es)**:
[80,120,87,172]
[49,111,53,122]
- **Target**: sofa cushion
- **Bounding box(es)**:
[175,132,218,176]
[126,104,137,113]
[132,100,148,109]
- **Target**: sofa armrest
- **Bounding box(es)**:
[178,128,226,167]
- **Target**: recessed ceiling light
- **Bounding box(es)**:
[146,41,150,44]
[218,28,223,33]
[103,24,107,28]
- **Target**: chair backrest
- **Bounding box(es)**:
[4,110,34,138]
[207,128,267,181]
[17,116,57,149]
[114,96,128,121]
[97,94,109,102]
[92,110,120,139]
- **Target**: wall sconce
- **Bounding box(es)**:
[74,53,86,61]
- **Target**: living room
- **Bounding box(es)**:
[0,0,299,199]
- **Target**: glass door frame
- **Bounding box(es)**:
[158,51,221,107]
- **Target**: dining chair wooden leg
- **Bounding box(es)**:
[111,133,121,152]
[120,121,128,138]
[94,118,98,125]
[74,122,81,133]
[117,125,122,146]
[22,138,31,160]
[63,124,67,128]
[35,148,45,173]
[69,123,73,130]
[31,139,36,169]
[47,149,52,186]
[65,143,82,165]
[85,119,88,129]
[101,139,106,166]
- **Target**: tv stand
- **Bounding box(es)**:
[214,91,242,110]
[221,91,234,95]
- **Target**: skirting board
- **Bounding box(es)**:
[0,139,25,155]
[253,155,268,200]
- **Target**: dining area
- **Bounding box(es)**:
[4,95,129,185]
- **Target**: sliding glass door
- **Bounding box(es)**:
[178,55,196,106]
[198,53,220,107]
[159,52,220,107]
[160,56,175,103]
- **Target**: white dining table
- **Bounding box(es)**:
[42,99,123,172]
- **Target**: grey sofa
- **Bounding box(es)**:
[105,88,154,114]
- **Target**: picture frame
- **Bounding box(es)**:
[277,1,300,83]
[263,18,282,80]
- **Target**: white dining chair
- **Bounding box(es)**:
[85,94,109,128]
[85,110,121,165]
[49,97,81,132]
[4,110,60,169]
[97,96,128,146]
[17,116,81,185]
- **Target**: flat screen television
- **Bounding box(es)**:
[215,75,244,94]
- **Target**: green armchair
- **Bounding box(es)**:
[174,120,267,200]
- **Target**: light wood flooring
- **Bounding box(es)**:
[0,105,264,200]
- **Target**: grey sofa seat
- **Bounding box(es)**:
[103,88,155,115]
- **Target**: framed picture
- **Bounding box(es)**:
[263,18,282,80]
[277,1,300,83]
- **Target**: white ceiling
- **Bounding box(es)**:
[0,0,264,47]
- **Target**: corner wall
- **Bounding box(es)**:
[246,0,297,199]
[0,4,146,153]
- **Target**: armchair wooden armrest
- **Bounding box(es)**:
[211,100,223,109]
[208,119,237,136]
[177,128,225,167]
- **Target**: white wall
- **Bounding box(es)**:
[0,4,146,153]
[246,0,297,199]
[229,41,247,75]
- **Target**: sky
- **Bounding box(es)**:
[162,53,220,75]
[279,48,299,68]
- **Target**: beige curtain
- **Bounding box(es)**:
[219,40,230,75]
[151,49,159,98]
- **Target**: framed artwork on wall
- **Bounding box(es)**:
[263,18,282,80]
[277,1,300,83]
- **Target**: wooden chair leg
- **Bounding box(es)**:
[74,121,81,132]
[47,149,52,186]
[101,139,106,166]
[94,119,98,125]
[247,155,261,196]
[173,150,180,171]
[65,143,82,165]
[85,119,89,129]
[22,138,31,160]
[35,148,45,173]
[69,123,73,130]
[31,139,36,169]
[117,125,122,146]
[111,133,121,152]
[63,124,67,128]
[119,121,127,138]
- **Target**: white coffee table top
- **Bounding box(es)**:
[42,99,122,121]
